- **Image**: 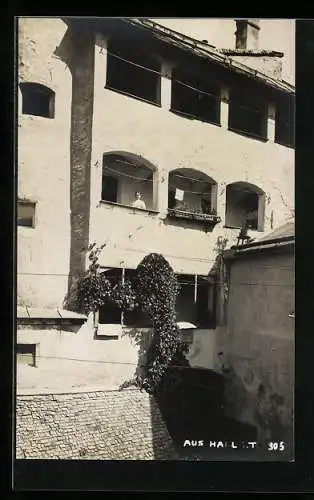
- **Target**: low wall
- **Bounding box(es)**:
[17,318,219,392]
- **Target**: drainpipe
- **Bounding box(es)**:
[194,275,198,304]
[121,262,125,326]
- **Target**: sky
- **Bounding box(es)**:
[151,19,295,85]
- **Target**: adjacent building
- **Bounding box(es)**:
[219,220,295,442]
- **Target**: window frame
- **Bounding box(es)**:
[224,184,265,232]
[19,82,55,119]
[228,88,268,141]
[106,40,162,107]
[176,274,216,329]
[17,200,36,228]
[275,95,295,149]
[170,67,221,126]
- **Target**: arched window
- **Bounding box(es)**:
[101,152,157,211]
[225,182,265,231]
[167,168,219,226]
[19,82,55,118]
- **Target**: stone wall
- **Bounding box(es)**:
[16,389,179,460]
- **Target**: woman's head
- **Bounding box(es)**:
[135,191,142,200]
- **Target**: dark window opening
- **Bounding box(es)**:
[18,200,36,227]
[176,275,216,329]
[20,82,55,118]
[97,268,153,327]
[101,153,156,210]
[106,40,161,105]
[171,68,221,125]
[168,169,218,216]
[124,269,153,327]
[99,268,122,324]
[16,344,37,367]
[225,184,264,231]
[168,190,176,209]
[275,95,295,148]
[228,90,267,139]
[101,175,118,203]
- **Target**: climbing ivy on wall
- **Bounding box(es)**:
[77,246,189,395]
[133,253,189,395]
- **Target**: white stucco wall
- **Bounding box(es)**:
[17,21,295,307]
[89,36,294,276]
[18,18,72,307]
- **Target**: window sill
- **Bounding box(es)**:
[21,113,54,120]
[167,208,221,226]
[228,127,268,142]
[18,223,35,229]
[170,108,221,127]
[223,225,263,233]
[105,85,161,108]
[99,200,159,215]
[274,139,295,149]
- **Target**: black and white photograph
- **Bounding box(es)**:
[15,17,295,464]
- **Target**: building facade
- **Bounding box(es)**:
[17,18,295,379]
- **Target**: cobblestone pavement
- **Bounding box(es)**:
[15,388,181,460]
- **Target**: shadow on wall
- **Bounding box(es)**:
[119,323,258,458]
[120,327,153,384]
[153,366,258,459]
[54,22,95,312]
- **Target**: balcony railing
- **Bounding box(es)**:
[167,208,221,227]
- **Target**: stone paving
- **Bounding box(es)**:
[15,388,181,460]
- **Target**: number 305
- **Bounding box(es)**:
[268,441,285,451]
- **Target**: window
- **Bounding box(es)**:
[275,94,295,148]
[20,82,55,118]
[176,275,216,329]
[102,175,118,203]
[123,270,152,327]
[18,200,36,227]
[225,182,265,231]
[98,268,122,324]
[97,268,152,327]
[171,67,221,125]
[101,152,157,210]
[228,89,267,139]
[106,40,161,105]
[167,168,219,225]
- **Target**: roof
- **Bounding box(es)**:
[219,49,284,58]
[256,220,295,243]
[17,307,87,320]
[123,18,295,95]
[225,220,295,258]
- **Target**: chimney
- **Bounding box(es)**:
[235,19,260,50]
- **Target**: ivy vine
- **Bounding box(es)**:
[133,253,189,395]
[77,246,189,395]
